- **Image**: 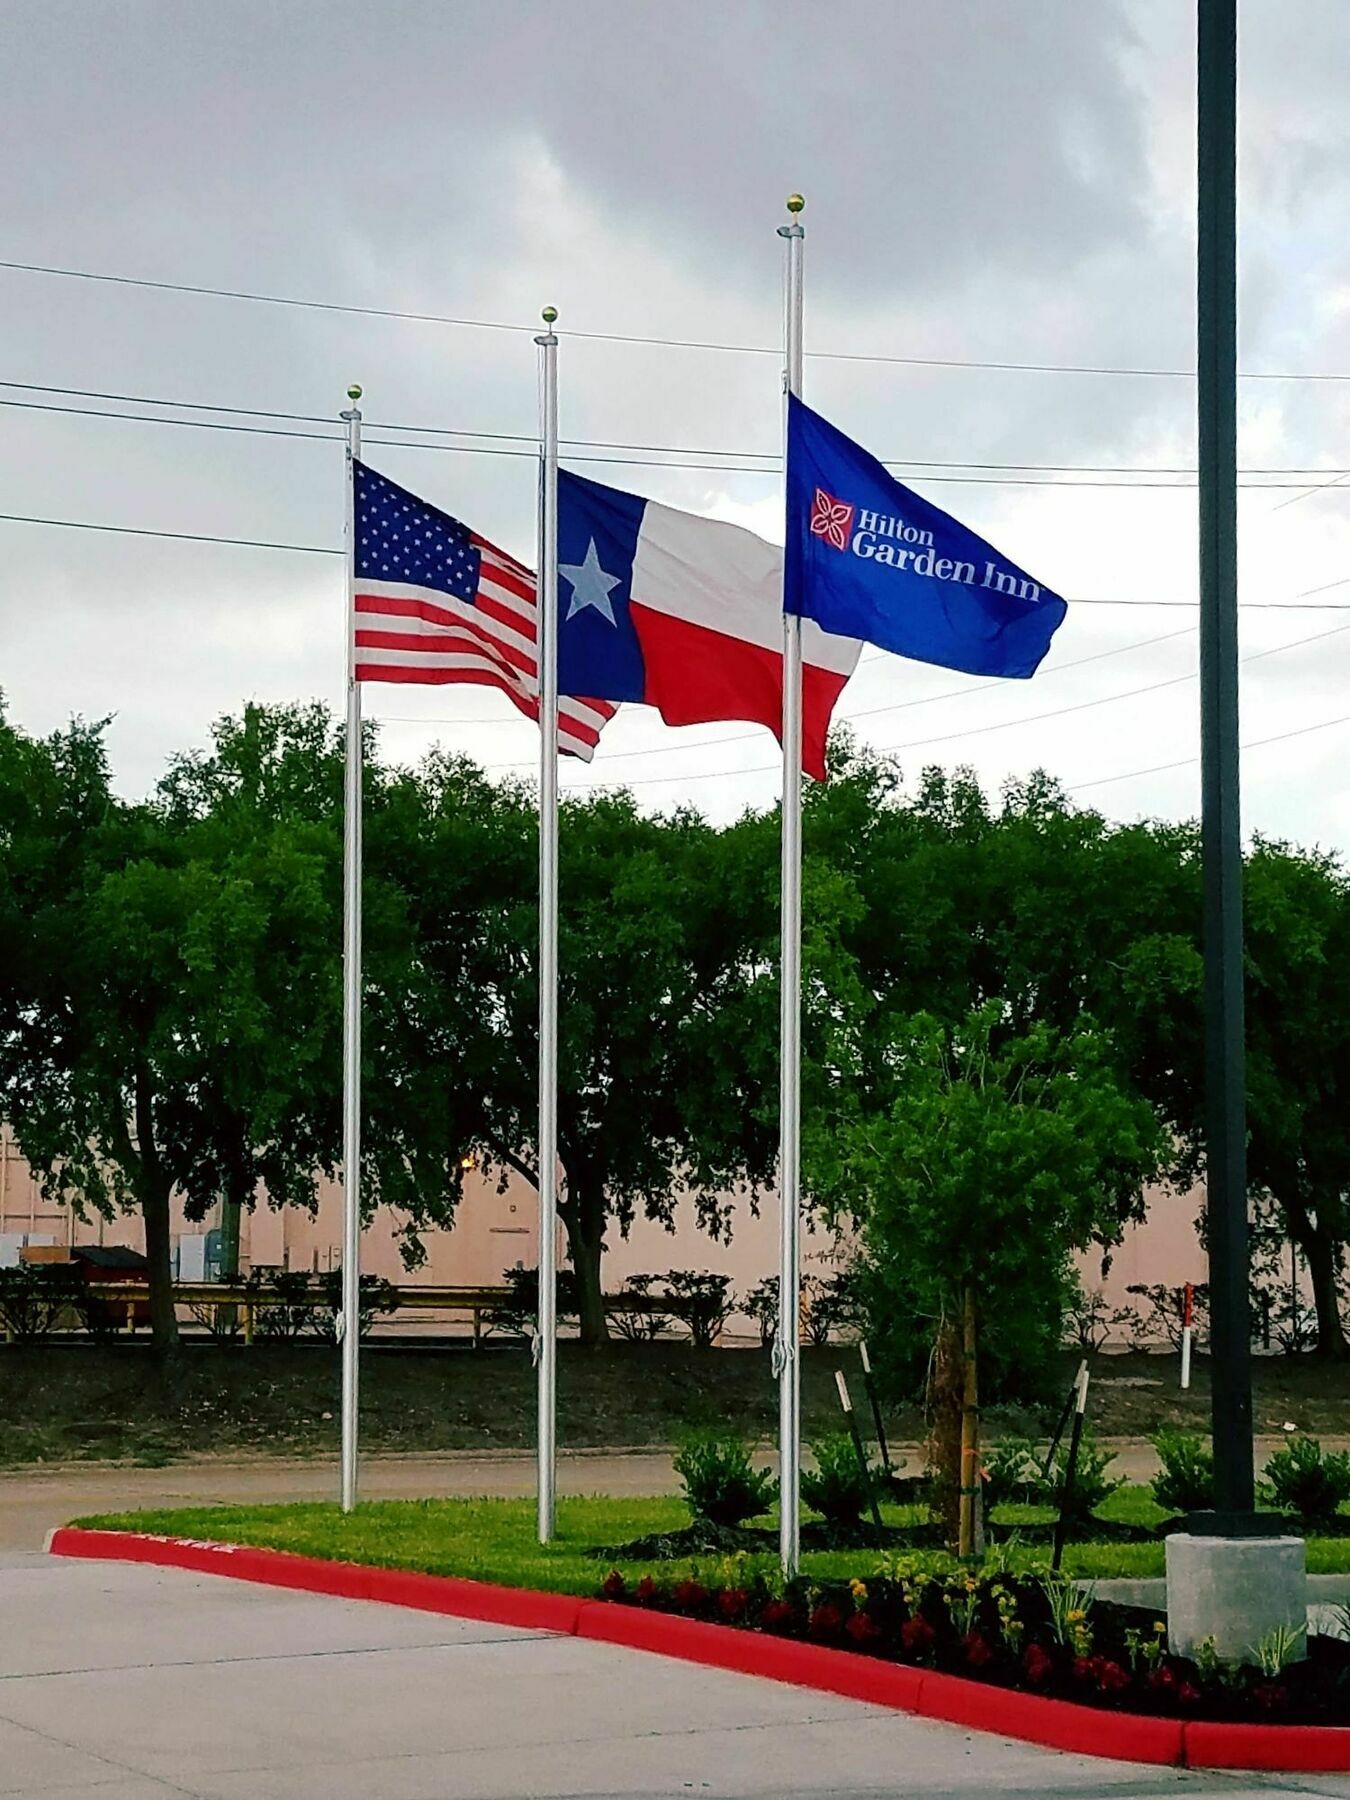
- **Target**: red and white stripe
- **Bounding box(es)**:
[352,534,617,761]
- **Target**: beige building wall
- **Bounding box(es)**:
[1,1126,1215,1341]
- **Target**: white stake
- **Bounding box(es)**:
[535,309,560,1545]
[775,195,806,1578]
[339,383,363,1514]
[1180,1281,1194,1390]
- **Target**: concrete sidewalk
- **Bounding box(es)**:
[5,1550,1346,1798]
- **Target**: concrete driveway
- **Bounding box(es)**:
[4,1550,1349,1799]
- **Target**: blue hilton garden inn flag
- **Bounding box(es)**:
[784,395,1067,677]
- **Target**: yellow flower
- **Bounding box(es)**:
[1066,1608,1086,1623]
[850,1579,868,1601]
[1153,1621,1166,1635]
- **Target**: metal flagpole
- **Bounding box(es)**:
[775,195,805,1577]
[535,307,560,1545]
[339,381,363,1514]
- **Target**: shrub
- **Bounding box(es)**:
[742,1277,778,1348]
[673,1429,776,1526]
[983,1438,1039,1512]
[483,1264,580,1338]
[1044,1428,1121,1524]
[245,1268,324,1339]
[802,1269,865,1347]
[607,1273,670,1343]
[1125,1283,1209,1352]
[662,1271,732,1349]
[1063,1283,1134,1353]
[319,1270,398,1340]
[0,1263,86,1340]
[801,1432,875,1525]
[1150,1430,1215,1515]
[1262,1436,1350,1527]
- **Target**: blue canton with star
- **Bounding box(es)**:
[557,468,648,703]
[353,459,480,601]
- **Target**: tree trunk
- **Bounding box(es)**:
[134,1066,179,1357]
[561,1178,609,1347]
[1302,1214,1347,1359]
[926,1311,964,1549]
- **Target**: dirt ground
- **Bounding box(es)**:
[2,1340,1347,1470]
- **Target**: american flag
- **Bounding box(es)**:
[351,460,617,760]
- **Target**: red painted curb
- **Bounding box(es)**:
[917,1666,1184,1766]
[46,1528,583,1635]
[1181,1721,1350,1773]
[46,1531,1350,1771]
[576,1600,928,1710]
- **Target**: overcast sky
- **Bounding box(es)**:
[4,0,1350,851]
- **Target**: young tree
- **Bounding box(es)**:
[806,999,1166,1540]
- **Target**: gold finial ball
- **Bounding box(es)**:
[347,383,363,401]
[786,193,805,214]
[541,305,558,324]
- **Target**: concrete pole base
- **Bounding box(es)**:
[1165,1532,1307,1663]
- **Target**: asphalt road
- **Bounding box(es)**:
[7,1550,1349,1799]
[6,1436,1346,1554]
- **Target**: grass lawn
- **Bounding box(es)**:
[75,1485,1350,1588]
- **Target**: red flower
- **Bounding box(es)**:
[845,1610,883,1646]
[635,1576,657,1604]
[963,1632,993,1669]
[1023,1643,1053,1687]
[717,1587,749,1621]
[1073,1655,1099,1684]
[1175,1680,1201,1707]
[759,1598,796,1632]
[1096,1660,1130,1694]
[1148,1664,1176,1692]
[601,1570,626,1600]
[672,1579,707,1611]
[1253,1681,1287,1712]
[809,1601,845,1639]
[900,1615,936,1656]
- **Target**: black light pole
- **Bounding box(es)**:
[1197,0,1255,1524]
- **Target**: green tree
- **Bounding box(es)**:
[400,768,777,1343]
[809,1000,1167,1398]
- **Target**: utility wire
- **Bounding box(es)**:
[5,509,1350,625]
[0,510,335,554]
[2,379,1345,479]
[374,626,1198,753]
[2,388,1346,490]
[4,256,1350,382]
[1069,710,1350,793]
[531,616,1350,790]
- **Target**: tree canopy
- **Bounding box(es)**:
[4,696,1350,1367]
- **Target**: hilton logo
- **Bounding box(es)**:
[808,489,854,551]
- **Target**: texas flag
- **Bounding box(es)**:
[557,469,861,779]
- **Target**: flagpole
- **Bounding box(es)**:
[535,307,560,1545]
[339,381,363,1514]
[776,195,805,1577]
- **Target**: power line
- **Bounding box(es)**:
[540,616,1350,791]
[395,625,1195,763]
[5,255,1350,383]
[6,508,1350,627]
[4,379,1346,479]
[3,386,1348,490]
[1069,710,1350,793]
[0,510,336,554]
